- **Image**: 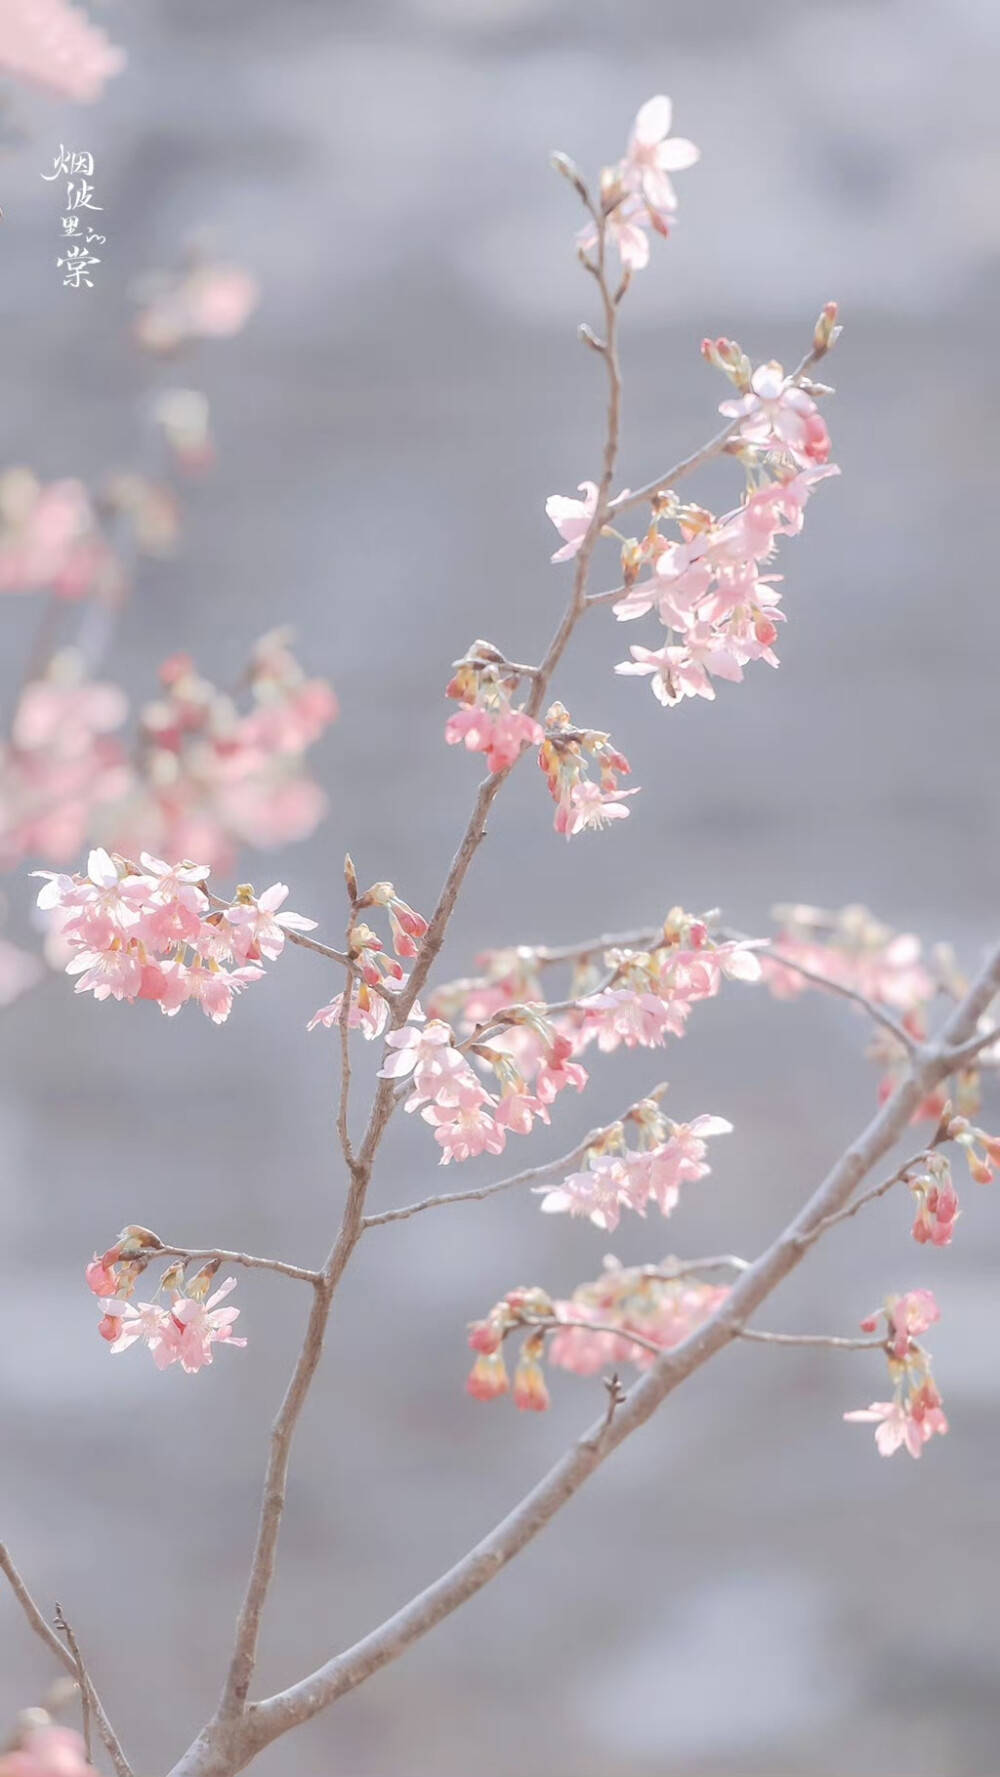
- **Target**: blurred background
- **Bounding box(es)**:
[1,1,1000,1772]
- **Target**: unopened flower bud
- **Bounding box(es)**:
[466,1350,509,1401]
[812,300,841,355]
[186,1260,221,1300]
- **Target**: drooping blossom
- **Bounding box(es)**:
[846,1289,947,1459]
[92,1244,246,1374]
[538,1099,732,1230]
[909,1153,961,1248]
[36,848,312,1022]
[538,701,636,836]
[545,482,599,562]
[446,643,543,776]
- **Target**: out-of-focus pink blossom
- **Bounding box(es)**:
[38,850,310,1022]
[134,263,259,354]
[0,1720,99,1776]
[548,1258,729,1377]
[0,471,122,600]
[0,0,124,103]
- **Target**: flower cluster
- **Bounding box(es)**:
[37,848,314,1021]
[378,1014,572,1165]
[548,1258,730,1376]
[611,463,837,707]
[86,1233,246,1375]
[538,1097,732,1233]
[845,1289,947,1459]
[568,915,762,1055]
[537,701,636,836]
[108,632,338,873]
[465,1261,730,1409]
[0,469,122,600]
[445,642,543,775]
[575,95,699,274]
[308,874,428,1040]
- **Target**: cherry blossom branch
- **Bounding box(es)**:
[0,1545,133,1777]
[736,1330,886,1350]
[202,197,628,1753]
[606,332,834,522]
[151,1246,321,1285]
[362,1135,601,1228]
[794,1149,937,1251]
[198,944,999,1770]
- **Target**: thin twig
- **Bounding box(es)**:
[361,1138,596,1228]
[152,1246,321,1285]
[795,1149,934,1251]
[54,1606,92,1764]
[735,1329,886,1351]
[0,1546,133,1777]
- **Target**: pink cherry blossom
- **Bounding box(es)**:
[545,482,599,562]
[422,1078,506,1165]
[307,980,390,1041]
[720,362,831,466]
[616,629,746,706]
[623,94,700,224]
[445,703,543,775]
[157,1278,247,1373]
[212,882,317,963]
[844,1400,926,1460]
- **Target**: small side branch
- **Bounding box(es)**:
[54,1606,93,1764]
[0,1545,133,1777]
[735,1329,886,1351]
[153,1246,321,1285]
